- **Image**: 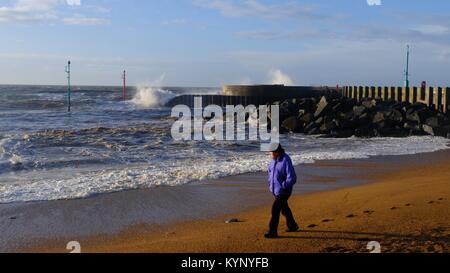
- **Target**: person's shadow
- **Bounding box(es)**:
[277,229,436,241]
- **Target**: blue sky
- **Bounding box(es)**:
[0,0,450,87]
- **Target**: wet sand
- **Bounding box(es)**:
[7,149,449,253]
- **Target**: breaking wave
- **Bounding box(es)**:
[132,86,176,108]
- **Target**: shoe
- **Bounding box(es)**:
[264,232,278,239]
[286,226,300,233]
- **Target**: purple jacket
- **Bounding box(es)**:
[268,153,297,197]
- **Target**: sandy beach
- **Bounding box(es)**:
[20,150,449,253]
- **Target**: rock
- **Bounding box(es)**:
[373,112,386,124]
[226,218,239,224]
[336,118,357,130]
[353,105,366,117]
[279,100,298,121]
[362,99,377,109]
[389,109,404,123]
[418,109,436,123]
[338,111,354,122]
[300,113,314,124]
[314,96,330,118]
[377,127,410,137]
[282,116,303,133]
[404,121,420,131]
[320,121,337,134]
[307,127,321,135]
[332,102,343,112]
[408,128,427,136]
[331,129,354,138]
[356,113,370,126]
[422,124,450,137]
[304,122,317,133]
[315,117,324,125]
[270,94,448,139]
[425,117,440,128]
[355,126,377,138]
[423,124,436,136]
[409,103,428,112]
[406,111,421,124]
[298,99,316,113]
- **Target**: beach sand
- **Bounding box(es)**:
[26,152,450,253]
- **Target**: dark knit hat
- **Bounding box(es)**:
[270,144,285,154]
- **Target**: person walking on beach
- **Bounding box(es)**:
[265,144,299,239]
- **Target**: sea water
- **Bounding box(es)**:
[0,85,448,204]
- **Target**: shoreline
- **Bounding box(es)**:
[8,149,449,253]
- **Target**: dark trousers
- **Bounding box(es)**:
[269,195,298,234]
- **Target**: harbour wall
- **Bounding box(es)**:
[166,85,337,108]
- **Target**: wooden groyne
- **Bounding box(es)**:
[340,86,450,113]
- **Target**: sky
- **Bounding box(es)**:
[0,0,450,87]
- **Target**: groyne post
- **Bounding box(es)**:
[342,85,449,113]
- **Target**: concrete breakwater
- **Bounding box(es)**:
[341,86,450,113]
[166,85,338,108]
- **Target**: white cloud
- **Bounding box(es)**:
[0,0,60,22]
[412,25,449,36]
[66,0,81,6]
[235,28,334,40]
[161,18,187,26]
[63,16,108,25]
[194,0,321,20]
[0,0,107,25]
[268,69,294,85]
[367,0,382,6]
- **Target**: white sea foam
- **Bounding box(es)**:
[0,135,448,204]
[0,138,6,159]
[132,87,176,108]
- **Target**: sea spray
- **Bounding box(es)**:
[269,69,294,86]
[132,74,176,108]
[132,87,176,108]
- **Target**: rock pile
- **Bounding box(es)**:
[276,96,450,138]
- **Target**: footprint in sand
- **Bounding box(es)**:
[321,219,334,223]
[363,210,375,215]
[405,204,411,207]
[428,201,435,204]
[438,198,445,201]
[308,224,318,228]
[346,214,356,218]
[391,207,399,210]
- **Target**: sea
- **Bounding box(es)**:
[0,85,449,204]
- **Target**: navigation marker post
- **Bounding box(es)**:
[122,70,127,100]
[404,45,410,88]
[65,61,72,112]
